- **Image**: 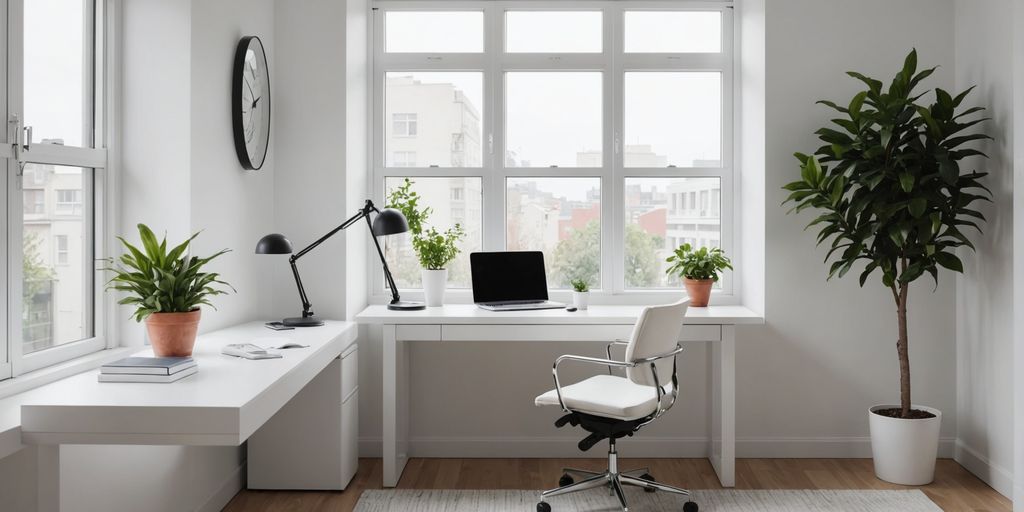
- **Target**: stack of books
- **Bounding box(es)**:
[99,356,198,383]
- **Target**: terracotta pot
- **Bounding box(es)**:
[145,310,201,357]
[683,278,714,307]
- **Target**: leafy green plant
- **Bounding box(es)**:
[781,49,991,419]
[106,224,234,322]
[570,278,589,293]
[414,225,466,270]
[386,178,467,270]
[665,243,732,282]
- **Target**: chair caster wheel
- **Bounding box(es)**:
[558,474,574,487]
[640,473,657,493]
[683,501,699,512]
[537,501,552,512]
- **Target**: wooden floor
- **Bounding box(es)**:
[225,458,1011,512]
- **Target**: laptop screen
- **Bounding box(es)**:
[470,251,550,304]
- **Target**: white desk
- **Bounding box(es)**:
[356,304,763,488]
[16,321,359,509]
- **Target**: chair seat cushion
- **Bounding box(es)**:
[535,374,666,421]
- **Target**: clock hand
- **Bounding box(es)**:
[251,96,261,109]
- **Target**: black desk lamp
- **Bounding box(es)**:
[256,199,425,327]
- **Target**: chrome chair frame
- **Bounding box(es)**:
[541,341,692,512]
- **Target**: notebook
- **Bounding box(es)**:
[98,366,198,383]
[101,356,196,375]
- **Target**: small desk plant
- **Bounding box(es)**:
[665,243,732,307]
[569,278,591,310]
[106,224,233,357]
[782,50,990,485]
[387,178,466,307]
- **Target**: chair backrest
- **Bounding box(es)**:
[624,300,689,387]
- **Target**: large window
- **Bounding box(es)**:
[373,2,733,297]
[1,0,111,380]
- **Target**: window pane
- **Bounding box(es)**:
[624,11,722,53]
[22,164,93,354]
[383,177,482,289]
[24,0,93,147]
[506,73,602,167]
[506,178,600,288]
[506,11,602,53]
[624,72,721,168]
[385,11,484,53]
[625,177,721,289]
[386,72,483,168]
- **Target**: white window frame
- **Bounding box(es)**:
[370,0,736,305]
[1,0,120,381]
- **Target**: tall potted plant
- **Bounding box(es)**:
[106,224,233,357]
[782,50,991,485]
[387,179,466,307]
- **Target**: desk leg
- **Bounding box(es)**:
[710,325,736,487]
[37,445,60,512]
[382,324,409,487]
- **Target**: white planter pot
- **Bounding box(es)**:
[868,404,942,485]
[572,291,589,310]
[421,268,448,307]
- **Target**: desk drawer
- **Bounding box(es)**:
[396,324,441,341]
[341,345,358,402]
[441,324,720,342]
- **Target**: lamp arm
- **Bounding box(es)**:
[367,213,403,304]
[289,256,315,318]
[286,201,377,318]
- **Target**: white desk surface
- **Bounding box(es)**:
[356,304,764,325]
[14,321,356,447]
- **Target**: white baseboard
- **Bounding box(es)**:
[359,436,956,459]
[953,439,1013,499]
[198,461,246,512]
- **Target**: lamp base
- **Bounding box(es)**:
[282,315,325,327]
[388,300,426,311]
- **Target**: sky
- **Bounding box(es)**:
[24,0,87,147]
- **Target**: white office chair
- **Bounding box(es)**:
[534,300,698,512]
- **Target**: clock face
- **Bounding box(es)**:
[232,36,270,170]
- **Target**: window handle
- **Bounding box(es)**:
[23,125,32,151]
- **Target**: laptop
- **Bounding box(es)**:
[471,251,566,311]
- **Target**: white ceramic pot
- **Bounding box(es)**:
[868,404,942,485]
[421,268,448,307]
[572,291,590,311]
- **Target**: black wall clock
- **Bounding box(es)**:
[232,36,271,170]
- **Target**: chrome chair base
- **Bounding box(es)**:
[536,442,697,512]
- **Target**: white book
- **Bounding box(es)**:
[98,366,198,383]
[101,356,196,375]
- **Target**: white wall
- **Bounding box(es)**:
[952,0,1016,498]
[352,0,961,459]
[272,0,351,324]
[1013,2,1024,508]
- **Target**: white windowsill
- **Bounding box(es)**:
[0,347,134,402]
[0,347,135,460]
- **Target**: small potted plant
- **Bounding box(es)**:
[665,243,732,307]
[106,224,233,357]
[388,179,466,307]
[414,225,466,307]
[782,50,990,485]
[569,278,590,311]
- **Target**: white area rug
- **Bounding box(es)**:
[355,489,942,512]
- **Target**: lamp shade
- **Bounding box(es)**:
[255,233,294,254]
[371,208,410,236]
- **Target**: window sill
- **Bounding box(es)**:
[369,289,742,306]
[0,347,135,401]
